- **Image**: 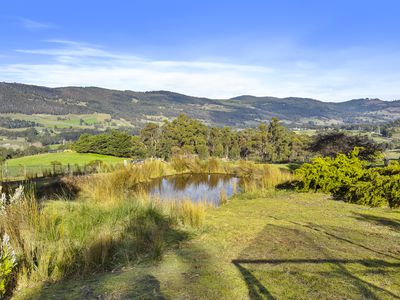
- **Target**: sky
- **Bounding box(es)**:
[1,0,400,101]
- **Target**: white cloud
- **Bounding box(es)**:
[1,40,400,101]
[18,18,55,30]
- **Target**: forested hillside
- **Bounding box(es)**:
[2,82,400,127]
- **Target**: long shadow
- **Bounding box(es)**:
[21,212,191,299]
[77,274,167,299]
[352,212,400,232]
[232,261,276,300]
[120,274,167,300]
[267,215,400,260]
[233,259,400,300]
[2,177,80,201]
[232,224,400,299]
[232,258,400,267]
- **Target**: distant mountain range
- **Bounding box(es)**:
[1,82,399,127]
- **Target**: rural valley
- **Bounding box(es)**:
[1,1,400,299]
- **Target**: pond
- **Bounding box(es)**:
[140,174,240,206]
[7,173,242,205]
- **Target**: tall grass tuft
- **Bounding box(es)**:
[170,156,232,175]
[236,161,293,192]
[0,187,186,293]
[0,157,293,295]
[76,159,169,204]
[219,188,228,205]
[160,198,206,228]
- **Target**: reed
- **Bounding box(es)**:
[0,157,293,295]
[74,158,291,207]
[170,155,233,175]
[219,188,228,205]
[232,180,238,195]
[0,187,179,292]
[237,162,293,192]
[75,159,169,204]
[158,198,206,228]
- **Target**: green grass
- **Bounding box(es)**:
[14,190,400,300]
[293,129,317,136]
[384,149,400,160]
[0,113,133,130]
[2,152,126,179]
[5,152,125,168]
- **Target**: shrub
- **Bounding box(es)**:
[295,148,400,208]
[295,149,365,194]
[342,164,400,208]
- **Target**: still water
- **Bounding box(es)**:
[141,174,240,206]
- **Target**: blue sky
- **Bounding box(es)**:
[1,0,400,101]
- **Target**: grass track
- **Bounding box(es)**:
[15,190,400,300]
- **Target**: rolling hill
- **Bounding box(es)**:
[1,82,400,127]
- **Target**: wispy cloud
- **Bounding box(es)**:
[2,40,400,101]
[18,18,55,30]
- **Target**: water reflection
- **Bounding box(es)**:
[141,174,240,206]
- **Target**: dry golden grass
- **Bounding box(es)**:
[158,198,207,228]
[1,157,293,296]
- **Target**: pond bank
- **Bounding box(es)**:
[15,190,400,299]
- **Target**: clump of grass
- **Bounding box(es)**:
[77,157,238,205]
[170,156,232,175]
[207,157,221,173]
[237,162,293,192]
[76,159,169,204]
[232,180,238,195]
[219,188,228,205]
[170,156,189,173]
[0,187,184,294]
[1,157,294,295]
[160,198,206,228]
[258,164,293,189]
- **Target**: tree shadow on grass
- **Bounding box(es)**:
[267,215,400,261]
[232,260,276,300]
[111,274,166,300]
[232,224,400,299]
[16,217,192,299]
[352,212,400,232]
[21,221,226,300]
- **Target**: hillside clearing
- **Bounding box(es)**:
[0,113,133,129]
[15,191,400,300]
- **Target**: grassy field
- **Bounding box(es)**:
[15,190,400,300]
[384,149,400,160]
[0,113,134,150]
[0,113,133,130]
[5,152,125,167]
[2,152,126,179]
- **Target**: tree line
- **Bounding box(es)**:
[73,114,381,163]
[74,115,310,162]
